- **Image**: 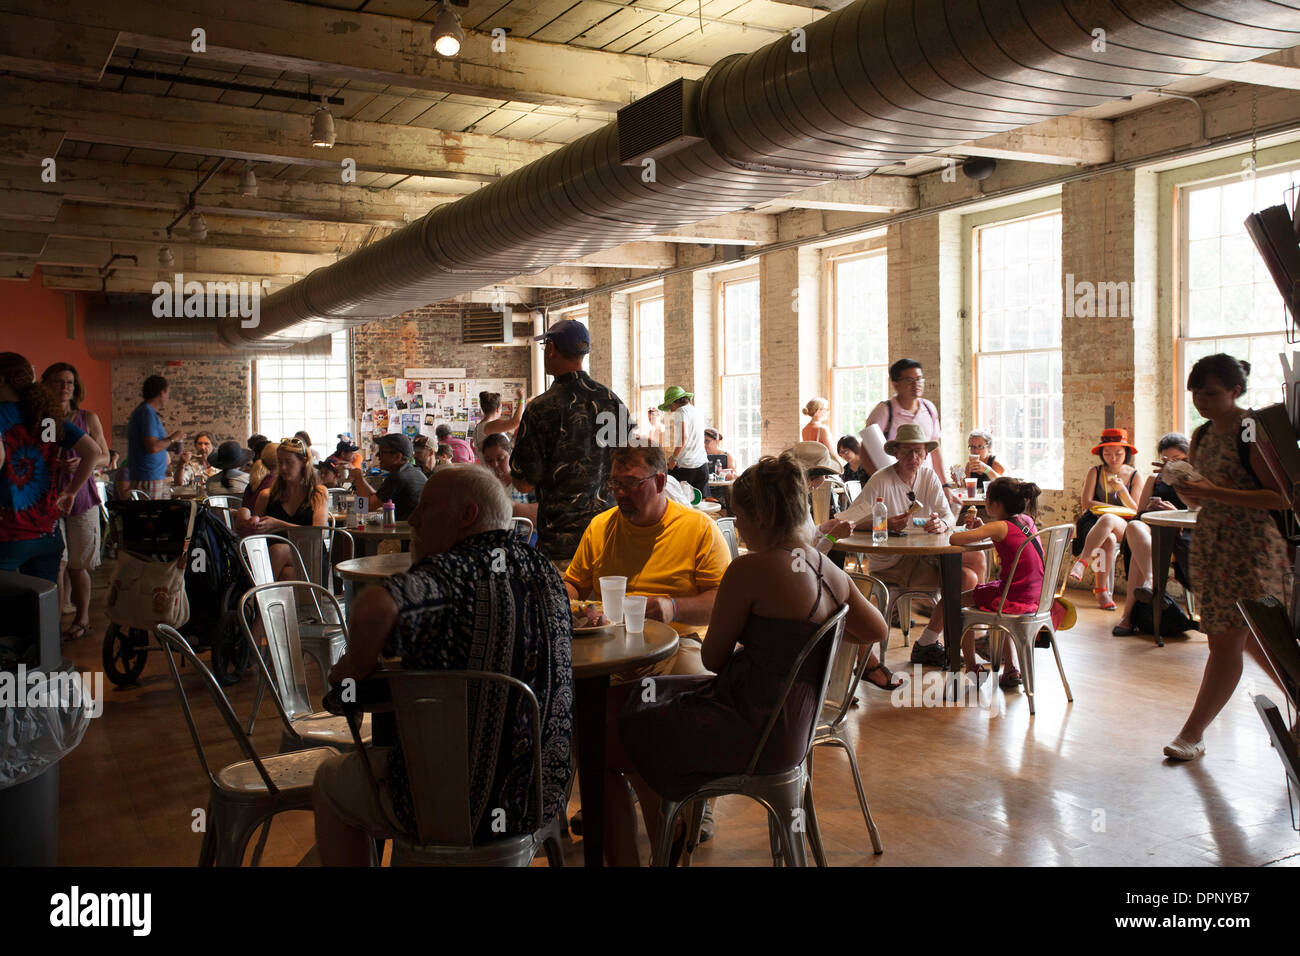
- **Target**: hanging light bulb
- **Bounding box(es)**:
[158,245,175,268]
[188,211,208,241]
[432,2,465,57]
[311,99,336,148]
[239,165,258,196]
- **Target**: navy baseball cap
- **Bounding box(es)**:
[534,318,590,355]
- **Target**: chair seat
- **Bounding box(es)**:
[390,832,542,867]
[288,711,371,747]
[215,745,341,794]
[298,623,346,643]
[962,608,1050,626]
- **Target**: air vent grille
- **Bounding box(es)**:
[617,78,703,166]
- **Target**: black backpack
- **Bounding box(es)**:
[1130,592,1195,636]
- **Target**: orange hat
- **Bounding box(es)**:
[1091,428,1138,455]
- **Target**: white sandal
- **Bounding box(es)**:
[1162,737,1205,761]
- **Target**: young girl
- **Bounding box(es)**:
[914,476,1045,689]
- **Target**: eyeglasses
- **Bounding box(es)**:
[968,444,987,451]
[897,376,924,385]
[605,475,656,495]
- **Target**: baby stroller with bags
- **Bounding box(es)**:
[101,498,250,687]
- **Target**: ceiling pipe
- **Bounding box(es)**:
[92,0,1300,357]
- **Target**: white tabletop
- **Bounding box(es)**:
[1140,508,1199,529]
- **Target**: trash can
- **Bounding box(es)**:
[0,571,93,866]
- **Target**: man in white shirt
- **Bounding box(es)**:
[661,386,708,500]
[836,424,985,666]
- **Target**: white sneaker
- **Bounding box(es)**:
[1163,737,1205,761]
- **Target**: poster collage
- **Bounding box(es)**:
[361,374,525,446]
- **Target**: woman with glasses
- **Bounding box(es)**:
[864,358,950,487]
[964,429,1005,488]
[1112,432,1192,636]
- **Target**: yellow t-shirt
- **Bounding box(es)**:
[564,500,731,631]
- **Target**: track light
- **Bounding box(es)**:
[311,100,336,148]
[158,245,174,268]
[432,2,465,57]
[239,165,258,196]
[188,212,208,241]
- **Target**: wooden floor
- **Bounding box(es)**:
[54,564,1300,867]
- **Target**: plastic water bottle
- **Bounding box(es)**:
[382,500,396,528]
[872,497,888,546]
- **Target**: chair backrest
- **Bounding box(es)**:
[239,582,344,723]
[238,533,294,586]
[510,516,534,542]
[744,603,848,776]
[204,494,241,510]
[155,624,278,792]
[821,625,871,732]
[715,516,740,560]
[378,670,545,848]
[129,489,150,501]
[326,487,350,513]
[844,479,862,503]
[992,523,1075,617]
[206,505,236,532]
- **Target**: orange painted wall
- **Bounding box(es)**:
[0,268,114,443]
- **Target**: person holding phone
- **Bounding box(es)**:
[126,374,183,500]
[1112,433,1192,636]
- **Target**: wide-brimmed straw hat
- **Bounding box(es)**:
[883,423,938,455]
[789,441,839,477]
[1091,428,1138,455]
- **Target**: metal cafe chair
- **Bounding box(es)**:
[966,524,1075,715]
[714,516,740,560]
[653,604,848,867]
[341,670,566,867]
[238,582,370,754]
[155,624,341,866]
[510,516,534,542]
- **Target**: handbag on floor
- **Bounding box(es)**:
[1130,592,1194,636]
[105,500,197,631]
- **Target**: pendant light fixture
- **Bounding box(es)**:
[188,211,208,241]
[239,164,258,196]
[308,75,335,148]
[158,245,175,268]
[432,2,465,57]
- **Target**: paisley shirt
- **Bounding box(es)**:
[381,529,574,841]
[510,370,630,560]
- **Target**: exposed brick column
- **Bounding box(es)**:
[759,247,822,456]
[587,291,631,401]
[886,212,964,468]
[662,270,714,425]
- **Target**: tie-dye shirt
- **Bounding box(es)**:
[0,401,85,541]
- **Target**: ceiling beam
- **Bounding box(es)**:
[40,265,296,294]
[1211,46,1300,91]
[0,12,116,82]
[0,189,63,222]
[0,0,706,112]
[0,75,556,183]
[0,256,36,280]
[948,116,1114,167]
[767,175,918,213]
[570,243,677,269]
[0,124,66,165]
[649,212,777,245]
[34,236,333,277]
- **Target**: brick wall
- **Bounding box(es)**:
[758,248,822,456]
[587,291,632,403]
[110,357,251,453]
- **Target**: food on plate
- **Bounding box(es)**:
[570,600,610,628]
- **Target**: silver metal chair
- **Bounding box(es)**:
[238,582,370,753]
[204,494,242,510]
[154,624,340,866]
[809,628,885,862]
[344,670,566,867]
[964,524,1074,715]
[653,604,849,867]
[129,489,150,501]
[715,516,740,560]
[326,487,350,515]
[510,516,534,542]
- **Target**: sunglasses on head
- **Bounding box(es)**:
[278,437,308,454]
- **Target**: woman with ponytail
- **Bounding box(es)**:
[0,352,102,582]
[914,477,1045,689]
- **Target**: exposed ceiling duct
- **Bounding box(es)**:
[89,0,1300,358]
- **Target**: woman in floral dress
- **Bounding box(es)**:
[1164,354,1291,761]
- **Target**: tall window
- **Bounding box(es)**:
[1180,164,1295,429]
[829,251,890,440]
[718,276,761,470]
[974,212,1064,489]
[255,330,351,454]
[634,295,665,417]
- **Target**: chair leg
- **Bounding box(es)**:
[215,807,264,866]
[197,810,218,867]
[539,819,565,867]
[681,800,705,868]
[834,737,883,854]
[651,798,684,867]
[1020,632,1037,716]
[777,794,809,868]
[898,596,912,646]
[305,644,334,695]
[248,818,273,867]
[766,811,785,866]
[1047,627,1073,702]
[803,777,828,867]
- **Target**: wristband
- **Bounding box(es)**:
[668,596,678,621]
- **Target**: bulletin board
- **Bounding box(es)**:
[360,372,525,445]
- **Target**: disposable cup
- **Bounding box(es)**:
[599,576,627,624]
[964,477,978,498]
[622,595,647,633]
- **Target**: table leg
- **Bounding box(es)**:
[574,673,610,867]
[1151,525,1173,648]
[940,553,963,672]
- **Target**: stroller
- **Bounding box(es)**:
[101,498,251,687]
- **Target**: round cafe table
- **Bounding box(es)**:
[571,620,678,868]
[696,500,722,516]
[1140,508,1198,647]
[330,519,412,556]
[833,530,992,672]
[335,552,413,582]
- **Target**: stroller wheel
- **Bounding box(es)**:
[102,624,149,686]
[209,611,251,686]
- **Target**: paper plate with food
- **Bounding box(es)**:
[570,600,618,636]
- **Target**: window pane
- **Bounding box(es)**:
[723,279,760,374]
[723,373,762,471]
[256,329,352,448]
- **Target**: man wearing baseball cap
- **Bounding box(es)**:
[660,385,709,499]
[510,318,632,562]
[348,432,427,521]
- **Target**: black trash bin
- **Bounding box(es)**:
[0,571,93,866]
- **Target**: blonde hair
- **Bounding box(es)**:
[731,453,810,547]
[803,397,828,417]
[247,441,279,490]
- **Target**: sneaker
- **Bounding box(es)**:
[1163,737,1205,761]
[699,801,716,843]
[910,640,947,666]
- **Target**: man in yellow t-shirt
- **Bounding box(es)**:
[564,444,729,647]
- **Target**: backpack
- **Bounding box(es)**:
[880,398,939,440]
[1130,591,1195,636]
